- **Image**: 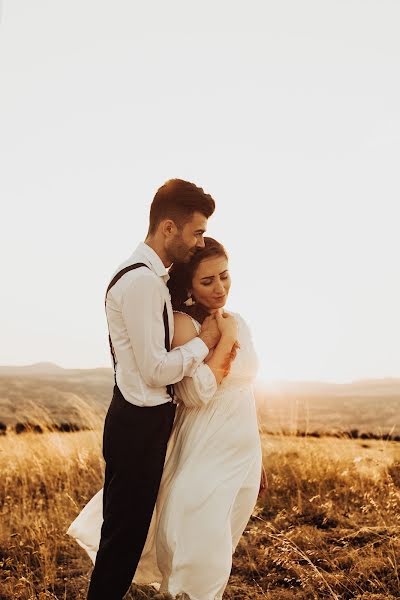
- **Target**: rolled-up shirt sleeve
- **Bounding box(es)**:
[174,363,218,408]
[120,272,209,387]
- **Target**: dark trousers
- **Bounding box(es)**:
[87,385,176,600]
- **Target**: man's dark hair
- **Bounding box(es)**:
[148,179,215,235]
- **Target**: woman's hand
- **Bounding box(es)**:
[258,464,268,498]
[199,314,221,350]
[204,312,239,384]
[215,310,238,343]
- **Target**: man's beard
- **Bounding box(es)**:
[169,237,194,264]
[182,249,196,263]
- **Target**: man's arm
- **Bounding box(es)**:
[119,273,209,388]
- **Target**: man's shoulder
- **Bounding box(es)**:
[107,261,161,304]
[117,264,159,286]
[112,260,153,278]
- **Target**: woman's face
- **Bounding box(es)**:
[190,255,231,311]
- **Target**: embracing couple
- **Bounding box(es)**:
[67,179,266,600]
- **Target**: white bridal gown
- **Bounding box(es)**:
[67,312,262,600]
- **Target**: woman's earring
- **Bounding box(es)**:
[184,292,196,307]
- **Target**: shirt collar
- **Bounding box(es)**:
[135,242,170,282]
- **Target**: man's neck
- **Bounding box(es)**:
[144,237,172,268]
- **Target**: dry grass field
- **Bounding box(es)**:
[1,426,400,599]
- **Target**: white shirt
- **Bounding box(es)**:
[105,242,210,407]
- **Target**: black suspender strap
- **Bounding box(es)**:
[105,262,174,400]
[105,263,148,378]
[163,304,174,400]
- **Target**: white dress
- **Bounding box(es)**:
[67,312,262,600]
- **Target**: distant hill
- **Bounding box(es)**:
[0,364,114,428]
[0,362,111,377]
[0,362,65,376]
[0,364,399,435]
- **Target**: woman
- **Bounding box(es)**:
[68,237,264,599]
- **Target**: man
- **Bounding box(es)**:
[87,179,221,599]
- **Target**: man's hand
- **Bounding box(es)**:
[199,314,221,350]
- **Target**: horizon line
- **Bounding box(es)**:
[1,361,400,387]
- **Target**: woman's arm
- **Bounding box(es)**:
[171,312,217,407]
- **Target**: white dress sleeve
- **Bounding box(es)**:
[174,362,218,407]
[173,312,218,408]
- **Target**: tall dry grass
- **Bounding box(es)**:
[1,425,400,599]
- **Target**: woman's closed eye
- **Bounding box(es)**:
[201,273,229,286]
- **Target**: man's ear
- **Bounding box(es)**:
[161,219,178,237]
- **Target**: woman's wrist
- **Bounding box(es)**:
[199,330,218,350]
[220,332,236,346]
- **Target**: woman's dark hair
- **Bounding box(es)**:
[148,179,215,235]
[167,237,228,324]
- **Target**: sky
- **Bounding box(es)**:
[1,0,399,383]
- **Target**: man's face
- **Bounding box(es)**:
[167,211,207,264]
